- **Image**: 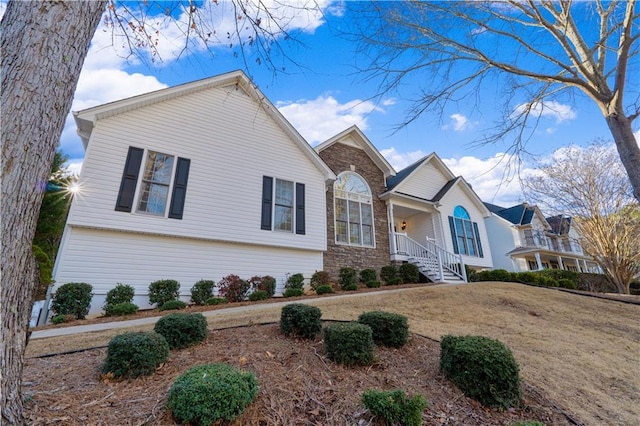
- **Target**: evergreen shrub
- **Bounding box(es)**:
[440,335,522,408]
[51,282,93,319]
[104,283,135,316]
[399,263,419,283]
[310,271,331,290]
[107,302,139,316]
[324,322,374,366]
[557,278,577,289]
[167,363,258,425]
[358,311,409,348]
[154,312,207,349]
[380,265,400,285]
[51,314,74,324]
[216,275,250,302]
[513,272,539,284]
[360,268,377,283]
[102,331,169,378]
[283,288,304,298]
[315,284,333,295]
[280,303,322,339]
[362,389,427,426]
[339,267,358,290]
[365,280,381,288]
[344,283,358,291]
[472,269,515,282]
[249,290,268,301]
[190,279,215,305]
[286,273,305,290]
[206,297,228,305]
[148,279,180,307]
[159,300,187,311]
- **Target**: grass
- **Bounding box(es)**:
[27,282,639,425]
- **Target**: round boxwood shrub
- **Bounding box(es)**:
[557,278,577,289]
[339,267,358,290]
[190,279,215,305]
[440,335,522,408]
[362,389,427,426]
[324,322,374,366]
[283,288,304,298]
[380,265,399,285]
[51,314,74,324]
[102,331,169,378]
[167,363,258,424]
[206,297,228,305]
[344,283,358,291]
[104,283,135,316]
[154,312,208,349]
[280,303,322,339]
[286,273,305,290]
[159,299,187,311]
[315,284,333,295]
[107,302,139,316]
[358,311,409,348]
[148,279,180,307]
[249,290,268,301]
[51,282,93,319]
[360,268,377,283]
[365,280,381,288]
[399,263,420,283]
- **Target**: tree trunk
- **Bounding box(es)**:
[1,1,106,423]
[605,114,640,203]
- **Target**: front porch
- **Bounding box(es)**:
[508,247,602,273]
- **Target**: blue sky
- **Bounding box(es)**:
[4,1,638,205]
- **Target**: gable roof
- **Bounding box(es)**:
[546,215,572,235]
[74,70,335,182]
[315,125,396,178]
[486,202,550,228]
[383,153,490,216]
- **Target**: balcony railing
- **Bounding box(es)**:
[523,230,583,254]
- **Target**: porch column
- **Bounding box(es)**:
[511,257,519,272]
[388,202,397,254]
[534,252,543,270]
[582,259,589,273]
[557,256,565,270]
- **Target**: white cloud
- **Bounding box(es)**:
[380,147,428,171]
[277,96,382,145]
[513,100,577,123]
[442,113,475,132]
[443,153,534,206]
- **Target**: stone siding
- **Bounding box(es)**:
[318,143,391,282]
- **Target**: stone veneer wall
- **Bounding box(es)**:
[318,143,391,283]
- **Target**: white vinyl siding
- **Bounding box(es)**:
[65,84,327,251]
[393,161,449,200]
[53,227,323,315]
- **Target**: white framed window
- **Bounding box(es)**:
[137,150,175,215]
[448,205,484,257]
[274,178,294,232]
[334,172,375,247]
[261,176,305,235]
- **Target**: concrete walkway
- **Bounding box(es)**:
[31,285,452,340]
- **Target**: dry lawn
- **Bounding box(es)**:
[27,282,639,425]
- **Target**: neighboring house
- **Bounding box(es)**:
[52,70,335,314]
[484,202,601,273]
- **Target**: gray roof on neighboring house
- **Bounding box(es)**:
[546,215,572,235]
[484,202,536,225]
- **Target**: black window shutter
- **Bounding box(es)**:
[473,222,484,258]
[261,176,273,230]
[448,216,459,254]
[115,147,144,212]
[295,183,305,235]
[168,157,190,219]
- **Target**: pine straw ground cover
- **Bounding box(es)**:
[25,282,640,425]
[24,323,569,425]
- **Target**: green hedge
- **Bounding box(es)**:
[440,335,521,408]
[148,279,180,307]
[362,389,427,426]
[190,279,215,305]
[280,303,322,339]
[358,311,409,348]
[102,332,169,378]
[154,312,208,349]
[51,282,93,319]
[324,322,374,366]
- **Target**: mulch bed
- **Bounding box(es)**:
[23,323,571,425]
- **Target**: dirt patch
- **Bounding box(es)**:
[23,323,569,425]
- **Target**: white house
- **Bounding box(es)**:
[52,70,335,314]
[484,202,600,273]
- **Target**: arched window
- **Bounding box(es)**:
[334,172,374,247]
[449,205,483,257]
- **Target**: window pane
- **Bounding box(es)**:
[348,201,361,224]
[335,198,347,221]
[274,205,292,231]
[362,225,373,246]
[361,203,372,225]
[143,152,174,184]
[457,235,467,255]
[138,182,169,215]
[275,179,293,207]
[454,205,470,220]
[455,218,465,236]
[336,221,348,243]
[350,222,361,244]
